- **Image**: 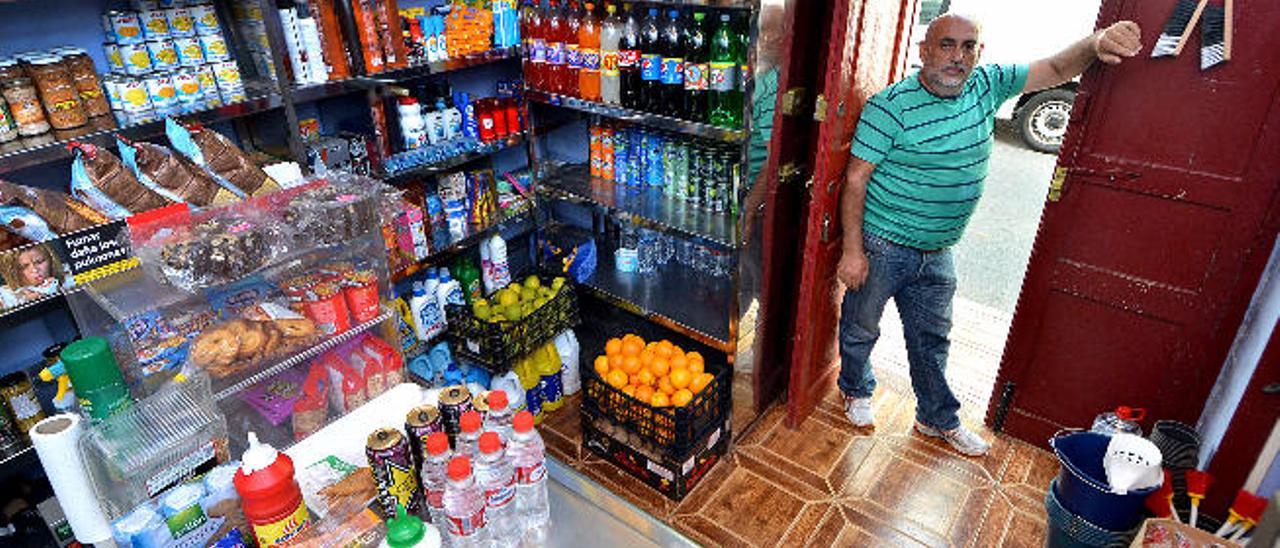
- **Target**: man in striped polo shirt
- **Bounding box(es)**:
[837,14,1142,456]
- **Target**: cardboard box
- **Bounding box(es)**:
[1129,518,1243,548]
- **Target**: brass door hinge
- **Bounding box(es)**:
[778,162,804,186]
[813,94,828,122]
[1048,166,1068,202]
[780,87,807,116]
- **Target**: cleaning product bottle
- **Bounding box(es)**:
[517,355,543,423]
[234,432,311,546]
[409,282,431,341]
[553,330,581,395]
[60,337,132,421]
[424,269,446,326]
[535,343,563,412]
[443,96,463,141]
[438,268,465,307]
[381,504,443,548]
[479,238,496,296]
[487,234,511,290]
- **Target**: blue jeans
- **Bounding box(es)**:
[837,232,962,431]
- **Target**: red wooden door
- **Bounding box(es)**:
[988,0,1280,444]
[1206,314,1280,517]
[785,0,918,427]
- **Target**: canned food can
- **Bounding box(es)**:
[144,72,177,109]
[102,14,116,42]
[437,385,473,444]
[174,37,204,66]
[173,69,201,103]
[131,0,160,10]
[147,40,180,71]
[165,7,195,37]
[199,33,229,62]
[0,372,46,434]
[110,11,146,45]
[405,405,443,466]
[211,60,241,88]
[103,43,125,73]
[217,86,246,104]
[119,43,153,76]
[139,10,171,41]
[366,428,424,520]
[118,76,153,112]
[191,3,221,36]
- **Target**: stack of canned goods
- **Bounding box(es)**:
[101,0,246,125]
[589,121,740,215]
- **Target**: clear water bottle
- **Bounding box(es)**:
[620,220,639,249]
[509,411,550,544]
[442,456,489,547]
[474,432,520,548]
[456,411,483,459]
[483,390,516,444]
[419,432,453,529]
[1091,406,1146,436]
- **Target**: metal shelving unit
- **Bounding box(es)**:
[383,133,528,185]
[392,206,537,283]
[524,89,747,143]
[288,47,522,105]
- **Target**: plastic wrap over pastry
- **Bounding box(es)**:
[140,208,282,291]
[277,174,381,248]
[117,138,241,207]
[69,142,171,217]
[0,179,108,235]
[166,119,280,198]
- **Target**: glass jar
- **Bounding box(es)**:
[0,98,17,143]
[59,48,111,118]
[0,58,24,82]
[0,77,51,136]
[27,55,87,130]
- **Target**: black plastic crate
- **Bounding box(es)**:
[444,276,580,372]
[580,352,731,460]
[582,410,729,501]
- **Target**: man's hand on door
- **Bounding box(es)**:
[837,250,870,291]
[1095,21,1143,64]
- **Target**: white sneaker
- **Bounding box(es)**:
[843,396,874,427]
[915,421,991,457]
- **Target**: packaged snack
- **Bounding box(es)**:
[239,368,306,426]
[189,306,318,378]
[360,334,404,391]
[292,362,330,441]
[321,350,366,413]
[143,209,281,290]
[0,205,58,242]
[166,119,281,197]
[70,142,173,217]
[117,137,242,207]
[0,179,109,234]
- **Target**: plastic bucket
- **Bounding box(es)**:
[1045,479,1140,548]
[1051,431,1158,531]
[1148,420,1200,469]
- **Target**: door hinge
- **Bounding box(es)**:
[778,162,804,186]
[1047,166,1068,202]
[813,94,828,122]
[992,382,1016,433]
[820,214,832,242]
[781,87,808,117]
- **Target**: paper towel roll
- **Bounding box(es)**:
[31,414,113,544]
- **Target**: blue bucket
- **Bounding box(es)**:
[1050,430,1158,531]
[1045,479,1141,548]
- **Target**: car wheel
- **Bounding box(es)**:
[1015,88,1075,154]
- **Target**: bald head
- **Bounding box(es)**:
[918,14,984,97]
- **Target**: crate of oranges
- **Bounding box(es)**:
[582,333,730,459]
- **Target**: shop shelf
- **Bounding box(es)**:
[538,164,737,249]
[391,205,538,283]
[287,47,521,104]
[0,85,283,175]
[524,88,748,143]
[626,0,755,7]
[0,444,32,469]
[382,133,528,185]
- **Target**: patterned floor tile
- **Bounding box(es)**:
[698,467,808,545]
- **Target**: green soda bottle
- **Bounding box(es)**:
[451,257,483,305]
[708,13,743,129]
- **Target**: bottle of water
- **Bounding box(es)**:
[419,432,452,528]
[1091,406,1145,436]
[474,432,520,548]
[442,456,489,547]
[509,411,550,543]
[483,390,516,444]
[456,410,483,459]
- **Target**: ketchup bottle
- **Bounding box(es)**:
[234,432,311,547]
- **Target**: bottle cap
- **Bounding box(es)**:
[426,432,450,456]
[239,432,278,474]
[668,9,678,17]
[513,410,535,433]
[487,389,508,411]
[447,456,471,480]
[460,410,482,433]
[479,432,502,454]
[397,96,417,106]
[60,337,126,395]
[385,504,425,547]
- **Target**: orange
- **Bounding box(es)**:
[622,355,643,375]
[635,385,655,403]
[622,338,643,357]
[640,350,655,368]
[670,344,684,357]
[672,388,693,407]
[658,376,675,395]
[622,333,645,347]
[669,368,691,390]
[605,338,623,357]
[606,369,628,389]
[650,392,670,407]
[608,354,625,371]
[629,373,642,386]
[622,384,636,398]
[656,340,675,359]
[691,373,713,393]
[688,359,704,375]
[645,341,660,355]
[687,351,704,365]
[669,353,688,371]
[649,357,670,378]
[636,369,656,387]
[593,355,610,377]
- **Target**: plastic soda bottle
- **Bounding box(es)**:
[599,4,622,104]
[638,8,662,113]
[419,432,452,528]
[521,0,544,89]
[682,11,710,122]
[578,3,601,101]
[442,456,489,547]
[562,0,582,96]
[659,9,684,117]
[509,411,550,544]
[474,432,520,548]
[619,3,643,109]
[544,0,566,94]
[709,13,743,128]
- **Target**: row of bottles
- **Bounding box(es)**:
[520,1,747,129]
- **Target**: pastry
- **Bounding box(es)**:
[276,318,317,340]
[236,321,267,360]
[70,142,170,214]
[192,325,239,369]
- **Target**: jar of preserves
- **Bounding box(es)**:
[59,48,111,118]
[27,56,87,130]
[0,77,51,136]
[0,58,24,81]
[0,98,18,143]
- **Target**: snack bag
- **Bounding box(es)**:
[0,179,109,234]
[321,350,367,413]
[0,205,58,242]
[239,368,306,426]
[117,137,243,207]
[69,141,171,217]
[167,119,281,197]
[293,362,330,441]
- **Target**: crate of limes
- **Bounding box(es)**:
[582,334,731,460]
[445,274,580,372]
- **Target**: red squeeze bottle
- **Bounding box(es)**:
[234,432,312,546]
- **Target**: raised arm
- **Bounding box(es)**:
[836,157,877,290]
[1025,21,1143,92]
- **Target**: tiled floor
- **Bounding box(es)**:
[541,369,1060,547]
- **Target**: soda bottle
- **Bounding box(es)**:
[638,7,662,113]
[442,456,489,547]
[562,0,582,96]
[659,9,684,117]
[619,3,643,109]
[419,432,453,527]
[456,410,483,459]
[474,432,519,548]
[682,11,710,122]
[599,4,622,105]
[709,13,743,128]
[644,130,665,187]
[509,411,550,544]
[522,0,546,89]
[578,2,601,101]
[545,0,566,94]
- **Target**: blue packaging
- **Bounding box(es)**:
[614,129,630,186]
[464,364,491,387]
[443,363,465,386]
[453,91,478,140]
[644,132,665,187]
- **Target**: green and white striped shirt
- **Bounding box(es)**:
[850,63,1029,250]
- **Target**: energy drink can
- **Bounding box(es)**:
[437,385,473,446]
[366,427,424,520]
[404,405,443,471]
